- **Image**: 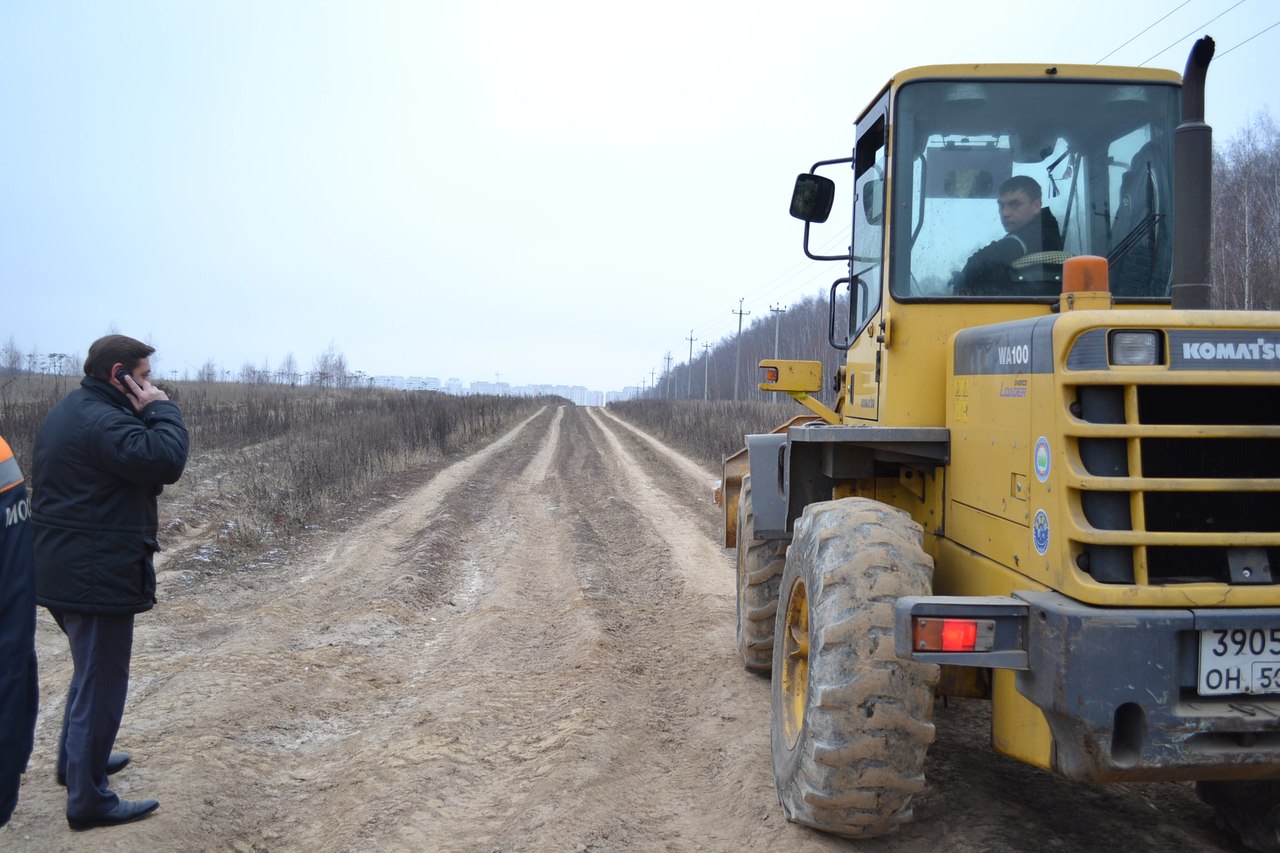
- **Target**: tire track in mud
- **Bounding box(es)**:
[254,402,618,851]
[342,405,800,852]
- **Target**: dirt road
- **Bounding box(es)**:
[4,406,1242,851]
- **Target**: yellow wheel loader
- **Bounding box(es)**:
[721,38,1280,850]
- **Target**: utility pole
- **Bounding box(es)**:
[650,367,656,398]
[685,329,696,400]
[664,352,673,399]
[732,298,750,402]
[702,342,712,401]
[771,304,787,404]
[770,304,786,357]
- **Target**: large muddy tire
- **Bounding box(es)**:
[1197,780,1280,852]
[771,497,939,838]
[735,474,786,674]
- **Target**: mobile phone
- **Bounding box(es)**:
[115,368,136,395]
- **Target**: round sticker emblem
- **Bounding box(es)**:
[1034,436,1051,483]
[1033,510,1050,555]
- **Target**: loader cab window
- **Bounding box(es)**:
[850,116,887,335]
[889,79,1180,302]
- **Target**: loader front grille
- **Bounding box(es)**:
[1067,382,1280,586]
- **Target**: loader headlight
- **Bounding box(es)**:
[1109,330,1163,366]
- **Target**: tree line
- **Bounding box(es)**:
[652,293,847,406]
[1213,111,1279,311]
[0,337,367,390]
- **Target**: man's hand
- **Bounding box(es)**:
[121,375,169,412]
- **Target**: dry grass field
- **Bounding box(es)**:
[0,377,788,579]
[606,399,796,471]
[1,375,558,567]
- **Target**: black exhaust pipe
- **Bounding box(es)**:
[1171,36,1215,309]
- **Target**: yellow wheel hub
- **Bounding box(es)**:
[780,576,810,749]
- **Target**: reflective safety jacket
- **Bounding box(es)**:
[0,435,37,827]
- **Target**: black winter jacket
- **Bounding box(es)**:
[32,377,189,614]
[956,209,1063,294]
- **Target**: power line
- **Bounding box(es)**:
[1096,1,1192,63]
[1219,18,1280,56]
[689,260,846,356]
[692,271,830,350]
[1140,0,1248,65]
[686,224,851,344]
[687,223,853,348]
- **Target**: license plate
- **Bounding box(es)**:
[1198,628,1280,696]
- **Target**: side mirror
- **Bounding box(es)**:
[861,178,885,225]
[790,174,836,223]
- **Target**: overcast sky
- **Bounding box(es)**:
[2,1,1275,392]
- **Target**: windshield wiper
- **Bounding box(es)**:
[1107,212,1164,265]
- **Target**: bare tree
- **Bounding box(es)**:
[311,342,350,388]
[1213,110,1280,311]
[1,336,22,376]
[279,352,299,386]
[47,353,76,376]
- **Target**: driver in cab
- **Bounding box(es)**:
[953,175,1062,294]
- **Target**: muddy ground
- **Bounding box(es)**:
[3,406,1248,851]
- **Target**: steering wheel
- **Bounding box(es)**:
[1011,250,1070,269]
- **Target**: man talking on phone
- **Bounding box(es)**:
[31,334,188,831]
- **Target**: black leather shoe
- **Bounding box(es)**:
[67,798,159,831]
[56,751,132,786]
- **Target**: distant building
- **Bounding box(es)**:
[469,381,512,396]
[403,376,439,392]
[607,387,641,403]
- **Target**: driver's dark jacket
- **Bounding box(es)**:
[32,376,189,615]
[956,208,1063,294]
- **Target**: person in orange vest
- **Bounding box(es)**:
[0,434,38,827]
